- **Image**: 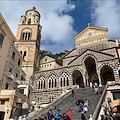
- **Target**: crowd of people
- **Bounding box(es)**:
[76,98,89,120]
[34,105,72,120]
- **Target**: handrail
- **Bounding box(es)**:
[92,84,108,120]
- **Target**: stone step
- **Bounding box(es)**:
[55,87,104,120]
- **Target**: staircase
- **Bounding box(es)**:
[55,87,103,120]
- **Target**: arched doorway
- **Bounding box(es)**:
[84,57,99,86]
[100,65,115,85]
[72,70,83,87]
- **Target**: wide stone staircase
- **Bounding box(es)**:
[55,87,103,120]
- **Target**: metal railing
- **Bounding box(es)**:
[92,84,108,120]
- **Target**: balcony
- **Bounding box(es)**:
[7,72,14,80]
[14,78,22,85]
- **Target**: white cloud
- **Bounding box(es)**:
[91,0,120,39]
[0,1,77,53]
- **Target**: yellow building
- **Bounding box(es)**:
[39,55,61,71]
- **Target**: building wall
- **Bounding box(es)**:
[3,42,23,90]
[0,13,23,91]
[39,56,61,71]
[0,35,11,82]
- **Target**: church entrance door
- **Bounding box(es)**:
[100,65,115,85]
[84,57,99,86]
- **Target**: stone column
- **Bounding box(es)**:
[69,74,72,86]
[113,69,119,82]
[86,74,89,86]
[46,76,49,89]
[83,74,86,87]
[97,72,102,87]
[57,76,60,88]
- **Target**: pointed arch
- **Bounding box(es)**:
[72,69,83,87]
[82,54,98,64]
[59,72,69,87]
[48,73,57,88]
[99,64,115,85]
[84,56,98,85]
[37,75,46,89]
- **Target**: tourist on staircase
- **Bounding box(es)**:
[62,113,69,120]
[51,111,56,120]
[81,112,86,120]
[55,109,62,120]
[47,109,52,120]
[66,109,72,120]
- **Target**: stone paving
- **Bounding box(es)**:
[55,87,103,120]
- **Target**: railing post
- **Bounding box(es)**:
[89,114,93,120]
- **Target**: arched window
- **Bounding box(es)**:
[38,81,40,89]
[23,51,26,59]
[21,28,32,40]
[59,72,69,87]
[60,78,62,87]
[49,80,51,88]
[64,77,65,86]
[22,21,24,25]
[41,81,43,89]
[44,80,45,89]
[20,51,22,55]
[52,79,54,88]
[55,79,57,87]
[67,77,69,86]
[5,82,9,89]
[28,19,31,25]
[48,74,57,88]
[38,76,46,89]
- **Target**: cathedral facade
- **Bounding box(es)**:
[13,8,120,110]
[33,26,120,109]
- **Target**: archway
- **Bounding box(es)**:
[84,57,98,86]
[100,65,115,85]
[72,70,83,87]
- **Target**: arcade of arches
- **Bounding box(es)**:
[72,57,116,87]
[34,56,118,90]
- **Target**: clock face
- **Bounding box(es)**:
[88,32,92,36]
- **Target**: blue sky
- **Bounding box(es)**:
[0,0,120,54]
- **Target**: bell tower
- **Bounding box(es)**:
[14,7,42,84]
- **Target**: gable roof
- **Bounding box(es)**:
[74,26,108,40]
[62,48,76,59]
[68,49,114,65]
[41,55,62,66]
